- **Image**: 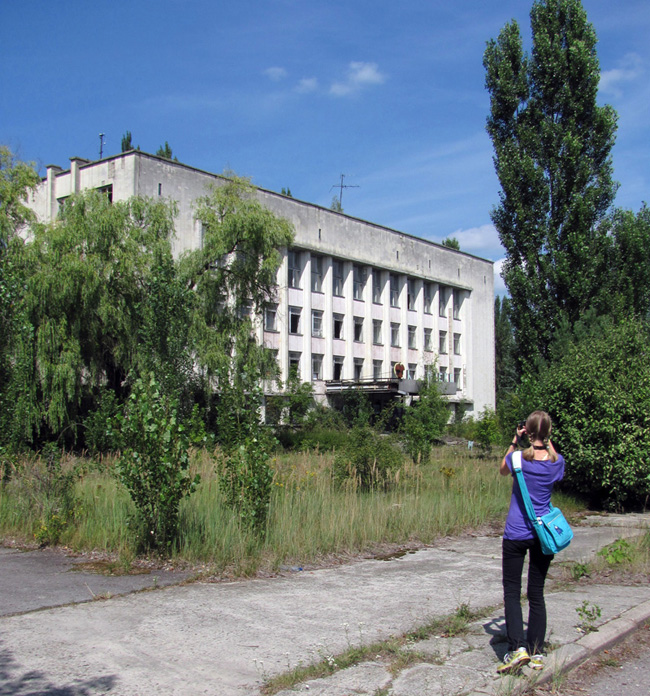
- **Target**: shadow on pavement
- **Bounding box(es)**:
[0,638,117,695]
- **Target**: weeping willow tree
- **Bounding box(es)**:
[0,148,41,443]
[2,167,293,450]
[179,175,294,446]
[6,190,189,445]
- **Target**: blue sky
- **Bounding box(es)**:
[1,1,648,293]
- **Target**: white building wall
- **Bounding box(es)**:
[27,150,495,416]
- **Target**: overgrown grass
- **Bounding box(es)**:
[0,444,585,573]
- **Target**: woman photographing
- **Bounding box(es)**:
[497,410,565,674]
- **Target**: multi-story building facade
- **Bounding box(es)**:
[27,150,495,417]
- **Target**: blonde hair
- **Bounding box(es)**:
[522,410,558,462]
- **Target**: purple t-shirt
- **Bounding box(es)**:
[503,452,565,540]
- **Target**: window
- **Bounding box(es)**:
[453,333,461,355]
[439,286,448,317]
[453,289,462,320]
[312,310,323,337]
[372,269,383,304]
[289,352,301,379]
[407,279,416,310]
[424,328,432,351]
[333,356,344,380]
[353,316,364,342]
[97,184,113,203]
[353,264,366,300]
[289,306,301,334]
[408,325,416,350]
[407,363,416,380]
[264,305,278,332]
[373,319,382,345]
[311,255,323,292]
[391,322,400,347]
[237,302,252,320]
[439,330,447,354]
[354,358,363,381]
[288,250,301,289]
[333,313,344,340]
[267,349,279,378]
[333,260,344,296]
[424,283,433,314]
[373,359,383,380]
[390,273,400,307]
[312,354,323,381]
[454,367,462,388]
[439,365,448,382]
[57,196,70,214]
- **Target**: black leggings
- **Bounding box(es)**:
[502,537,553,654]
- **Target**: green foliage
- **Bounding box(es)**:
[475,407,501,454]
[180,175,293,435]
[400,381,449,462]
[297,427,350,452]
[494,297,517,400]
[524,318,650,509]
[597,538,633,566]
[570,562,589,581]
[484,0,618,369]
[5,190,184,446]
[121,131,134,152]
[111,375,199,552]
[441,237,460,250]
[333,425,402,490]
[336,389,374,429]
[0,148,40,443]
[575,600,601,633]
[156,141,174,160]
[6,447,79,546]
[83,388,121,455]
[220,433,275,534]
[266,373,314,426]
[1,171,293,455]
[330,195,343,212]
[596,205,650,318]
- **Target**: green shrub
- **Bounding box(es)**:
[400,381,449,462]
[475,407,500,454]
[299,427,350,452]
[333,426,402,489]
[528,319,650,509]
[83,388,120,454]
[220,433,275,534]
[110,374,200,551]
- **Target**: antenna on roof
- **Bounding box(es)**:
[330,174,359,209]
[99,133,105,159]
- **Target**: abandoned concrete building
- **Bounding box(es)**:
[27,150,495,417]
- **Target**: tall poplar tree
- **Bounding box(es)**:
[484,0,617,368]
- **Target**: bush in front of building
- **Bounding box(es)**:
[332,425,403,490]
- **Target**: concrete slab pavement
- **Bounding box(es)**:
[0,514,648,696]
[0,546,194,616]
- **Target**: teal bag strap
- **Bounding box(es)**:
[511,451,542,528]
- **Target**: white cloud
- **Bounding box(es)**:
[442,223,503,261]
[264,66,288,81]
[493,258,508,296]
[329,61,386,97]
[600,53,643,95]
[295,77,319,94]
